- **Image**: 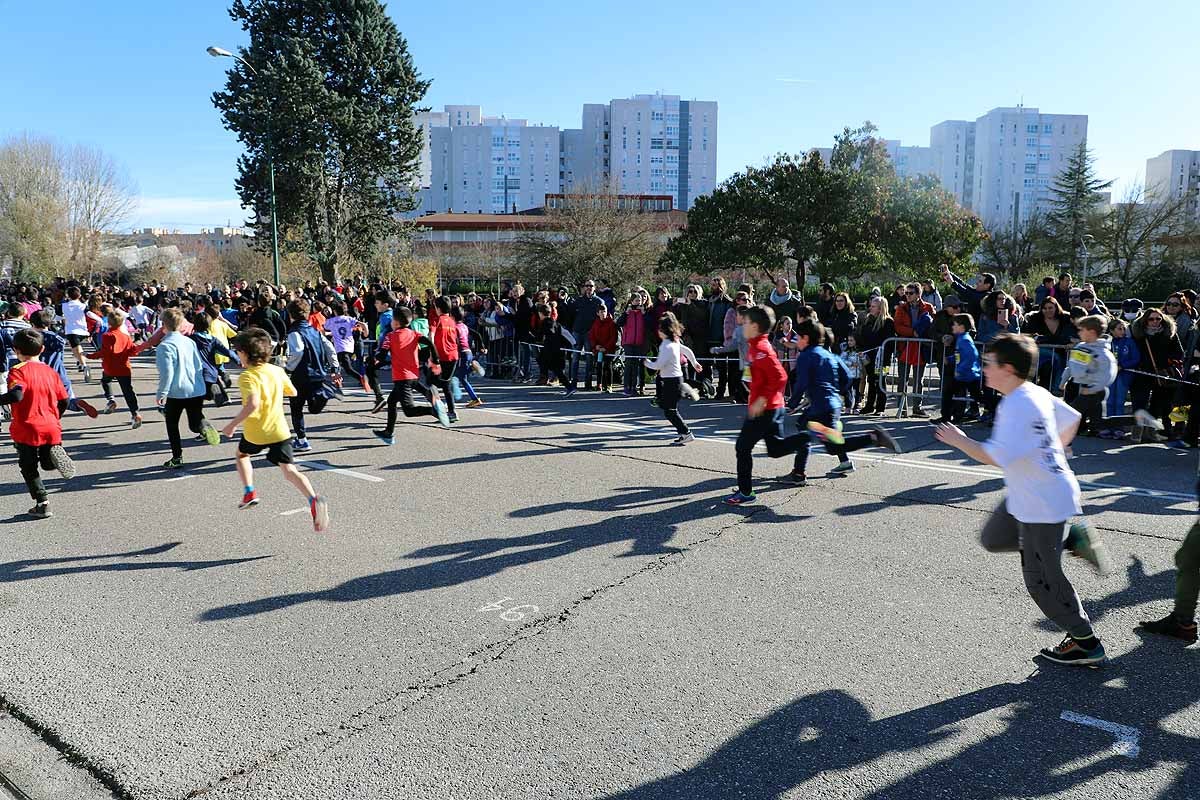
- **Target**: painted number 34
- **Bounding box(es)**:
[477,596,539,622]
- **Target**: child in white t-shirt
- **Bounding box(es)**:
[936,332,1111,668]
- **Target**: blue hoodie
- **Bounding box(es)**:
[1111,334,1140,370]
[155,331,206,400]
[787,345,848,416]
[954,332,981,382]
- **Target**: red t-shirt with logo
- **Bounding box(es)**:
[8,361,67,446]
[382,329,423,381]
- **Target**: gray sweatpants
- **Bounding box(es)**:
[980,499,1094,639]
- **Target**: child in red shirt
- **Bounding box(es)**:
[86,307,143,427]
[589,305,619,392]
[1,329,74,518]
[371,307,449,444]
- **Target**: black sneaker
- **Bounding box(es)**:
[28,502,51,519]
[1038,635,1107,666]
[1138,613,1198,643]
[371,397,388,414]
[780,469,807,486]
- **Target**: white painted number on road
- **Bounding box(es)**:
[1060,711,1141,758]
[477,597,539,622]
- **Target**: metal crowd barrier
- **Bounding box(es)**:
[874,336,1076,417]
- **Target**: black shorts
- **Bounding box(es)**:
[66,334,86,347]
[237,437,294,465]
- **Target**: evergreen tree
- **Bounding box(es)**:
[1045,141,1112,271]
[212,0,429,284]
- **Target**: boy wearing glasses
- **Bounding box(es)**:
[936,333,1111,667]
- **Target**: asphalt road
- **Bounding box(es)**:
[0,358,1196,800]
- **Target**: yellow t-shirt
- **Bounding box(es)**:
[238,362,296,445]
[210,317,237,365]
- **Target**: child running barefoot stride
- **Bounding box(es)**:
[644,313,701,445]
[0,329,74,518]
[935,333,1111,667]
[221,327,330,532]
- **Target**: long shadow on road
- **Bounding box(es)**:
[0,541,270,582]
[198,476,809,622]
[602,636,1200,799]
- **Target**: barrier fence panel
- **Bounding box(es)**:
[875,337,1077,418]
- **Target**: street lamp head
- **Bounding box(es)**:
[207,46,233,58]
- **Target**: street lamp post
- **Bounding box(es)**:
[207,46,281,287]
[1079,233,1095,284]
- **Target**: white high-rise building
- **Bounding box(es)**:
[929,120,976,210]
[561,93,718,211]
[415,106,559,215]
[970,107,1088,230]
[884,140,936,180]
[1146,149,1200,222]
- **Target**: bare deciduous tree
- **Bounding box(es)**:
[513,189,670,291]
[64,144,137,276]
[1091,183,1200,293]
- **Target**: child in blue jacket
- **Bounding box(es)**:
[938,313,984,424]
[1102,317,1141,439]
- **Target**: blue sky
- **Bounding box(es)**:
[3,0,1197,231]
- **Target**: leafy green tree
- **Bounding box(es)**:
[659,124,983,296]
[1045,141,1112,270]
[212,0,429,284]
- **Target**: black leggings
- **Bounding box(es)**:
[657,377,690,435]
[102,375,139,413]
[164,396,206,459]
[382,379,436,435]
[15,442,54,502]
[337,351,363,382]
[289,392,329,440]
[430,359,457,415]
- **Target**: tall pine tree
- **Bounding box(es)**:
[1045,141,1112,271]
[212,0,429,284]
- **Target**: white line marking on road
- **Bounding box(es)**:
[280,507,308,516]
[1060,711,1140,758]
[164,474,195,482]
[295,459,384,483]
[474,406,1191,502]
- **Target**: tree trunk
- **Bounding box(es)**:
[794,258,808,304]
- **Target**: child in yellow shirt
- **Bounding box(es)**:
[220,327,329,532]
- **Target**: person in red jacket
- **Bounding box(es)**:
[892,283,936,417]
[589,305,619,392]
[85,307,143,428]
[1,329,74,518]
[725,305,808,506]
[430,296,460,423]
[371,307,449,444]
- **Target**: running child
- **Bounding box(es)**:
[220,327,330,532]
[61,286,91,380]
[935,332,1111,666]
[0,329,75,518]
[283,299,338,453]
[29,309,97,418]
[324,299,370,392]
[644,313,701,445]
[372,307,450,444]
[775,318,899,490]
[86,307,143,428]
[156,308,220,469]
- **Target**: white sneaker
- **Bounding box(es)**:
[680,384,700,401]
[674,432,695,445]
[1134,409,1164,431]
